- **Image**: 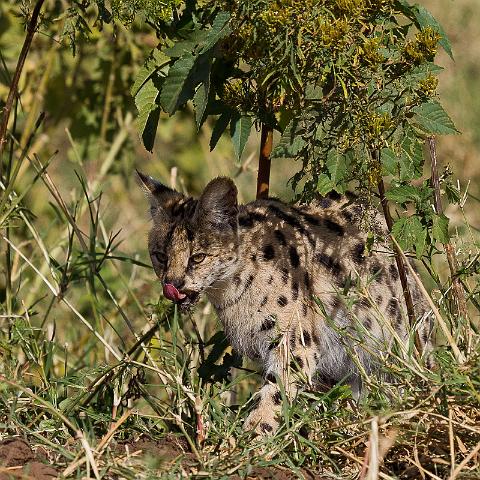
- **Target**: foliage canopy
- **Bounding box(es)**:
[14,0,459,261]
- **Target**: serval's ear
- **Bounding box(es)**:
[136,170,184,220]
[194,177,238,232]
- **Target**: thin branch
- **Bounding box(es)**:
[376,167,422,354]
[256,124,273,199]
[0,0,46,176]
[428,137,469,325]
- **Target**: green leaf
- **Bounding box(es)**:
[383,130,425,181]
[444,181,460,204]
[193,74,210,130]
[271,119,306,158]
[230,115,252,162]
[404,62,444,88]
[199,11,231,54]
[385,184,420,204]
[131,50,169,97]
[432,213,449,244]
[326,150,349,186]
[392,216,427,258]
[134,77,162,152]
[411,101,459,136]
[210,111,232,151]
[316,174,333,196]
[164,30,205,58]
[159,54,196,115]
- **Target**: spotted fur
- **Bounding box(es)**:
[138,173,434,435]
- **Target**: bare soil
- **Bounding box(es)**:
[117,433,193,464]
[0,439,57,480]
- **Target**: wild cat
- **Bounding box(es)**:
[137,172,433,434]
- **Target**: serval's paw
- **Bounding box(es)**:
[244,405,280,435]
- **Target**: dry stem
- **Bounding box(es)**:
[0,0,46,175]
[256,124,273,199]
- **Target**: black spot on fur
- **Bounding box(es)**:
[318,197,332,208]
[388,298,399,317]
[289,246,300,268]
[313,353,319,362]
[302,303,308,316]
[389,264,399,281]
[394,315,403,329]
[358,297,370,309]
[292,282,299,301]
[303,330,311,347]
[312,332,320,345]
[290,356,304,370]
[268,275,274,285]
[331,297,342,310]
[263,244,275,261]
[422,328,429,345]
[290,334,296,350]
[304,272,311,289]
[260,315,276,331]
[370,262,383,282]
[341,209,353,222]
[260,296,268,307]
[375,295,383,305]
[298,210,321,226]
[280,267,289,284]
[316,253,342,276]
[251,254,257,262]
[252,211,267,222]
[233,274,241,287]
[238,215,253,228]
[345,191,356,200]
[267,205,315,246]
[260,422,273,433]
[272,391,282,405]
[278,295,288,307]
[239,211,266,227]
[266,373,277,383]
[245,274,254,289]
[274,229,287,246]
[327,191,342,201]
[269,338,280,350]
[363,317,372,329]
[324,219,345,236]
[352,242,366,264]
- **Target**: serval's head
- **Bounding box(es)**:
[137,172,239,311]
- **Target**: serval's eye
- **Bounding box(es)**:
[152,251,167,265]
[190,253,206,264]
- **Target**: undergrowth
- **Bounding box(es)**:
[0,138,479,479]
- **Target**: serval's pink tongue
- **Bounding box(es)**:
[163,283,187,302]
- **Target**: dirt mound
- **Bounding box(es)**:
[0,439,57,480]
[116,433,195,465]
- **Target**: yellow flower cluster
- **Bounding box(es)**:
[364,111,393,140]
[358,37,385,66]
[404,27,441,64]
[418,74,439,97]
[318,19,350,48]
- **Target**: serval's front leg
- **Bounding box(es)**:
[244,326,318,434]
